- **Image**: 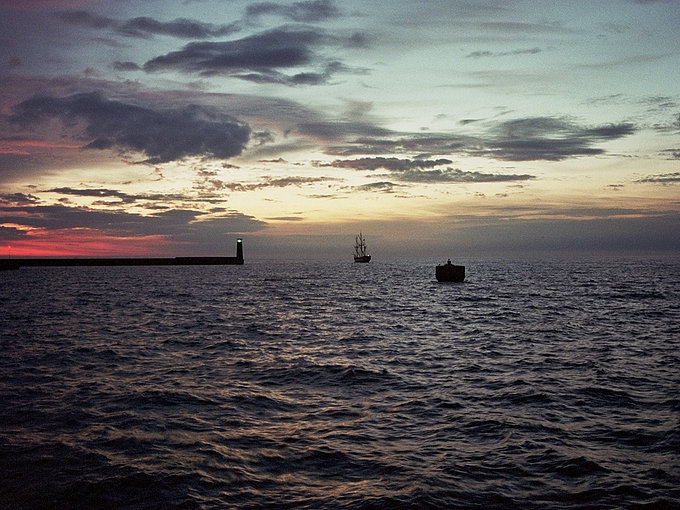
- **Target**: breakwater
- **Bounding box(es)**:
[0,239,244,270]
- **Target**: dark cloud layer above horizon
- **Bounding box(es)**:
[0,202,267,241]
[324,117,637,161]
[319,157,534,183]
[9,92,252,164]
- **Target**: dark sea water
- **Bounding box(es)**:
[1,257,679,509]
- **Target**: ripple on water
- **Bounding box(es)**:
[1,258,679,509]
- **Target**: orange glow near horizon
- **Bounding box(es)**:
[1,229,180,258]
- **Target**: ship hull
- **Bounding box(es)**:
[436,263,465,282]
[354,255,371,263]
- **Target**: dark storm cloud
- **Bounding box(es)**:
[325,117,636,162]
[56,10,239,39]
[9,92,251,164]
[143,26,366,84]
[0,203,266,240]
[245,0,340,22]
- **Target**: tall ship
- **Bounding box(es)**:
[353,232,371,263]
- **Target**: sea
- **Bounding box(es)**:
[1,257,678,510]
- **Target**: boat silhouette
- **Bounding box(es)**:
[436,259,465,282]
[353,232,371,263]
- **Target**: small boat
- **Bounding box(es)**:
[353,232,371,263]
[436,259,465,282]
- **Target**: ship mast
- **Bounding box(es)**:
[354,232,367,257]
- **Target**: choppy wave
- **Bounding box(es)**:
[1,257,679,509]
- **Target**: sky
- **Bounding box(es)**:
[1,0,679,260]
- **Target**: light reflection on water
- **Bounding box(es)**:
[1,257,679,509]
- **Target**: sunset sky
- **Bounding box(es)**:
[1,0,679,259]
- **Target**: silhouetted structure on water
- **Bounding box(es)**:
[436,259,465,282]
[0,239,244,271]
[353,232,371,263]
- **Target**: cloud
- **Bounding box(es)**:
[235,61,358,85]
[112,61,141,72]
[322,129,482,157]
[0,192,39,205]
[56,10,240,39]
[0,203,267,241]
[319,157,534,183]
[298,120,393,141]
[324,117,636,162]
[144,27,317,73]
[200,175,336,192]
[660,149,680,159]
[55,10,115,29]
[0,0,96,11]
[394,168,535,183]
[245,0,340,22]
[466,47,542,58]
[46,187,190,204]
[0,225,27,240]
[320,157,453,171]
[265,216,305,222]
[434,212,680,256]
[9,92,251,164]
[635,172,680,184]
[354,181,399,193]
[118,17,239,39]
[478,21,568,35]
[481,117,637,161]
[143,26,366,84]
